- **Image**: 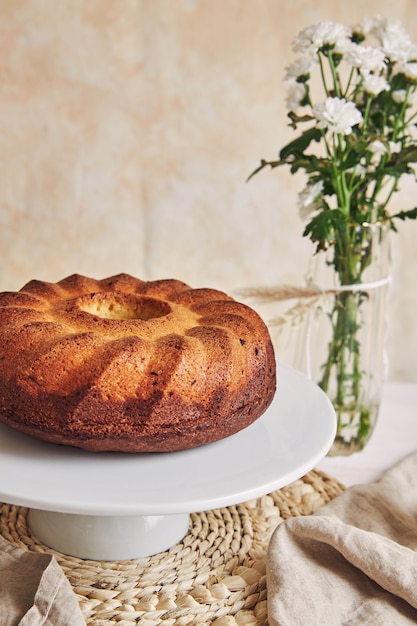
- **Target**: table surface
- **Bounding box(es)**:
[317,381,417,487]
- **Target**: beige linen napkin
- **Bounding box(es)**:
[0,535,85,626]
[267,451,417,625]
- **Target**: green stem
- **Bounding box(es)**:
[318,54,330,97]
[318,223,376,447]
[327,52,341,97]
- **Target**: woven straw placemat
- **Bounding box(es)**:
[0,469,344,625]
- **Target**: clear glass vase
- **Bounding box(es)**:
[294,224,391,456]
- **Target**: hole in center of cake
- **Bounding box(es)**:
[78,294,172,321]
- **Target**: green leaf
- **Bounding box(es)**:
[279,127,322,161]
[340,150,362,171]
[246,158,282,182]
[393,146,417,166]
[391,207,417,221]
[303,209,346,250]
[288,111,314,128]
[288,155,323,175]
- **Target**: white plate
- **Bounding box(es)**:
[0,364,336,516]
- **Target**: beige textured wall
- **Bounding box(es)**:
[0,0,416,381]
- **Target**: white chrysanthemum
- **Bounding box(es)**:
[361,15,404,41]
[285,80,306,111]
[392,89,406,103]
[292,21,352,56]
[362,74,390,96]
[388,141,402,154]
[394,61,417,80]
[297,180,324,220]
[313,97,363,135]
[346,44,386,74]
[392,89,417,105]
[356,16,378,36]
[366,16,415,62]
[369,140,387,156]
[406,43,417,61]
[384,36,416,63]
[285,56,317,80]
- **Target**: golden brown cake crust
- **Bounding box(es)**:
[0,274,276,452]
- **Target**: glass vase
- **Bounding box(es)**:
[294,223,391,456]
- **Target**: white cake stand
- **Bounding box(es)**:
[0,364,336,560]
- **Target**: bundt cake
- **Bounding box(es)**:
[0,274,276,452]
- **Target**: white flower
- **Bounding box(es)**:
[392,89,417,106]
[285,56,317,80]
[297,181,324,220]
[356,16,379,37]
[362,74,390,96]
[366,16,415,62]
[313,97,362,135]
[405,43,417,62]
[346,44,386,74]
[292,21,352,56]
[369,139,387,157]
[285,80,306,111]
[385,37,416,63]
[388,141,402,154]
[394,61,417,80]
[359,15,398,40]
[392,89,407,103]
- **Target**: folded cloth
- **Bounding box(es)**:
[267,451,417,625]
[0,535,85,626]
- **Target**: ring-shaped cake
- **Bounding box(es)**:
[0,274,276,452]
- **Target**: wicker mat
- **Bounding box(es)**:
[0,469,344,626]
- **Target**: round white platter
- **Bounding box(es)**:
[0,364,336,559]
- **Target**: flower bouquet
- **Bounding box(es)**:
[250,16,417,453]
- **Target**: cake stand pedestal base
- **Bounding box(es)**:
[28,509,190,560]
